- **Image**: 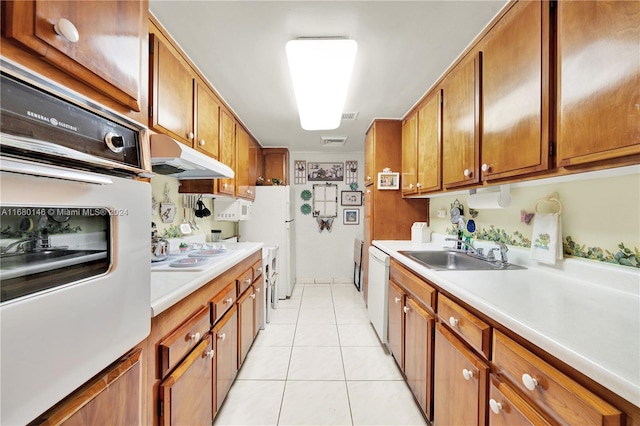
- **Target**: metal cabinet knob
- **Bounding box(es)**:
[187,132,194,140]
[225,298,233,305]
[394,297,401,304]
[54,18,79,43]
[416,182,422,188]
[251,293,256,299]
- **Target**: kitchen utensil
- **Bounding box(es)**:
[151,221,169,261]
[195,197,211,218]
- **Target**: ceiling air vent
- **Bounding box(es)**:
[341,112,359,121]
[321,136,347,147]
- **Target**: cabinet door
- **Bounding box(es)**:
[434,323,489,426]
[236,126,252,200]
[159,335,214,426]
[416,91,442,193]
[214,306,238,411]
[31,349,142,425]
[237,287,255,368]
[556,1,640,166]
[364,128,375,186]
[194,81,220,159]
[404,297,435,419]
[263,148,289,185]
[218,109,236,196]
[253,280,265,334]
[401,112,418,195]
[150,34,194,145]
[480,0,550,180]
[387,280,405,370]
[3,1,144,111]
[442,55,480,189]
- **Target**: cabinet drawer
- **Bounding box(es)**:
[390,260,436,310]
[489,374,552,426]
[492,330,623,426]
[159,305,210,378]
[237,268,254,296]
[211,282,236,325]
[437,294,490,358]
[252,260,263,282]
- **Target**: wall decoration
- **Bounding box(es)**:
[350,182,359,191]
[317,217,334,232]
[160,183,176,223]
[300,203,312,215]
[345,160,358,186]
[343,209,360,225]
[378,171,400,190]
[308,162,344,181]
[301,189,312,201]
[294,161,307,185]
[341,191,363,206]
[312,184,338,217]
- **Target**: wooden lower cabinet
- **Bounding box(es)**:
[237,285,255,368]
[31,348,142,425]
[434,322,489,426]
[488,374,552,426]
[158,335,214,426]
[404,297,435,419]
[387,279,406,370]
[214,306,238,411]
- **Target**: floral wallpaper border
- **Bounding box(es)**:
[446,226,639,269]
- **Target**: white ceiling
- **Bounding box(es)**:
[149,1,508,153]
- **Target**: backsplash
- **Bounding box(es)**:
[429,169,640,269]
[150,175,237,241]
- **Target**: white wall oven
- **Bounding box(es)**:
[0,59,151,425]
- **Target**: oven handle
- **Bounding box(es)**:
[1,157,113,185]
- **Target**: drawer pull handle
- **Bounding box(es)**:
[224,298,233,305]
[462,369,474,381]
[257,267,262,274]
[489,399,503,414]
[251,293,256,299]
[522,373,538,391]
[218,333,226,341]
[416,182,422,188]
[256,288,261,293]
[409,183,414,189]
[245,278,252,284]
[204,349,215,360]
[394,297,401,304]
[403,306,410,314]
[189,332,201,342]
[449,316,459,327]
[481,163,491,172]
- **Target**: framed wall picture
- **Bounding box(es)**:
[308,162,344,181]
[378,172,400,190]
[341,190,363,206]
[343,209,360,225]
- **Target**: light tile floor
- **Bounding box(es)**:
[214,282,428,426]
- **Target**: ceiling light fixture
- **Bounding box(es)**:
[286,38,358,131]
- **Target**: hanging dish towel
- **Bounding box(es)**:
[530,212,563,265]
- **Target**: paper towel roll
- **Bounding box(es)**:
[467,186,511,209]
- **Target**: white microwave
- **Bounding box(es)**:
[214,198,252,221]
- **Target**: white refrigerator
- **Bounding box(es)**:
[239,186,296,298]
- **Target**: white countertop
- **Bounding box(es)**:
[373,235,640,408]
[150,242,263,317]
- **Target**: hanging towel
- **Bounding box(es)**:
[530,212,563,265]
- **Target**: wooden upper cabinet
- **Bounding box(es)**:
[194,81,220,159]
[3,0,145,111]
[263,148,289,185]
[479,0,550,180]
[150,33,194,146]
[253,138,264,186]
[401,112,418,195]
[416,91,442,193]
[442,54,480,189]
[235,125,253,200]
[218,109,236,196]
[556,1,640,166]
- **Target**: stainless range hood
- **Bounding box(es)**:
[150,134,234,179]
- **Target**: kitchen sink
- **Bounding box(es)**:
[399,250,526,271]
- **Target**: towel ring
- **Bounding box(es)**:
[534,197,562,214]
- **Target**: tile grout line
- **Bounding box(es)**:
[332,283,356,426]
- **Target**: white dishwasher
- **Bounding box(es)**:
[368,246,390,345]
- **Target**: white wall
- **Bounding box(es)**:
[290,151,365,283]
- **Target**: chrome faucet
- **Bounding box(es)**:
[0,237,37,254]
[444,237,478,255]
[0,233,49,254]
[487,242,509,264]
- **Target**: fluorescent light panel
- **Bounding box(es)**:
[286,38,358,131]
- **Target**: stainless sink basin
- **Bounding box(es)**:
[399,250,526,271]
